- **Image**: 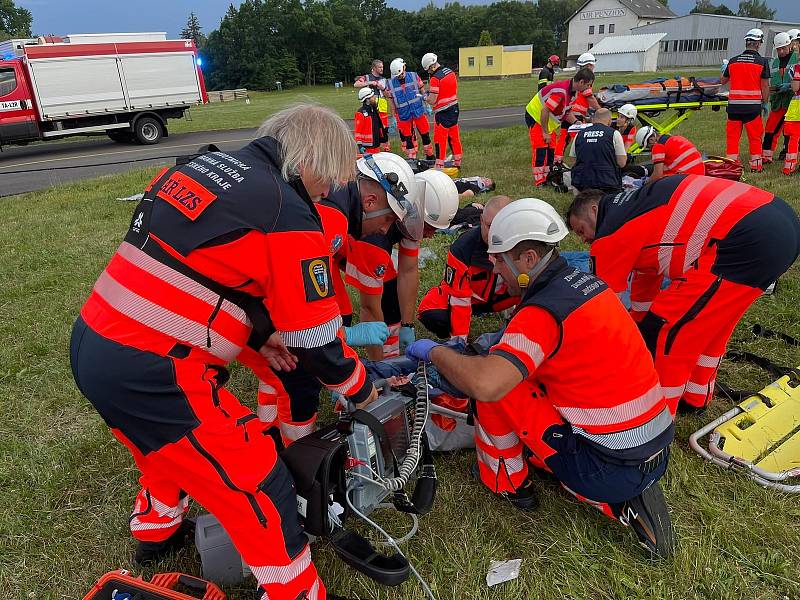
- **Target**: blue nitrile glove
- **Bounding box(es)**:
[406,339,440,362]
[762,102,770,116]
[425,102,433,116]
[779,82,793,93]
[399,325,416,351]
[345,322,390,347]
[388,115,398,136]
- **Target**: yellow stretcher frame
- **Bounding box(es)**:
[689,368,800,493]
[618,99,729,154]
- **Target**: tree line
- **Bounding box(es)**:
[199,0,582,91]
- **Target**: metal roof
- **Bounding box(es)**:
[589,32,666,55]
[618,0,675,19]
[503,45,533,52]
[633,13,800,28]
[568,0,675,22]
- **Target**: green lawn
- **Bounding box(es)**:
[1,105,799,599]
[169,69,722,135]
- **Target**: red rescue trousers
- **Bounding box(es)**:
[70,320,324,599]
[784,121,800,175]
[726,113,764,171]
[554,127,575,162]
[526,116,554,186]
[639,269,763,412]
[762,108,787,161]
[474,382,667,515]
[397,115,433,159]
[434,107,462,167]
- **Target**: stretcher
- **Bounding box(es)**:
[621,99,728,154]
[689,365,800,493]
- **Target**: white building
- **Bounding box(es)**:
[590,33,666,72]
[634,14,800,68]
[566,0,675,67]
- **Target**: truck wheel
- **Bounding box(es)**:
[134,117,163,145]
[108,130,133,143]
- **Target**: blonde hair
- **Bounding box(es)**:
[256,103,356,186]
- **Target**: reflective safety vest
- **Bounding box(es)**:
[651,134,704,176]
[490,257,673,461]
[387,72,426,121]
[724,49,770,113]
[571,123,622,190]
[362,73,389,114]
[429,66,459,113]
[526,79,573,133]
[787,65,800,122]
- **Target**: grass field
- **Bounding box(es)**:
[1,100,799,599]
[168,70,721,135]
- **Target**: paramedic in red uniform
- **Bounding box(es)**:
[721,28,771,172]
[423,52,463,168]
[635,127,704,182]
[69,104,376,600]
[354,86,388,156]
[407,198,676,559]
[566,175,800,414]
[554,52,601,163]
[418,195,516,341]
[525,69,595,186]
[256,153,421,443]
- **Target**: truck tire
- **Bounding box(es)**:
[108,130,134,143]
[134,117,164,145]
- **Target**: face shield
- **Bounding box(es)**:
[359,155,426,241]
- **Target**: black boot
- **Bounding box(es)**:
[134,518,195,566]
[612,482,675,560]
[471,463,539,511]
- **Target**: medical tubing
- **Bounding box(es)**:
[346,489,437,600]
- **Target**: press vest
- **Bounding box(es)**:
[571,123,621,190]
[387,72,426,121]
[493,257,673,462]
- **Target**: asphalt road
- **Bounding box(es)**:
[0,106,524,197]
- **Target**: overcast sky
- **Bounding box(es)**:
[16,0,800,40]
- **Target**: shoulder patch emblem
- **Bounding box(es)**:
[444,265,456,286]
[330,234,344,255]
[375,263,386,277]
[302,256,333,302]
[155,171,218,221]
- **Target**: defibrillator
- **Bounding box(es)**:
[195,363,437,588]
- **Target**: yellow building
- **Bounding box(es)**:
[458,44,533,79]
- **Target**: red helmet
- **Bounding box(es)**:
[549,55,560,65]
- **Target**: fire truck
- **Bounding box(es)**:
[0,32,208,147]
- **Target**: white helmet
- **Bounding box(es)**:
[358,87,375,102]
[488,198,568,254]
[390,57,406,78]
[357,152,424,240]
[577,52,596,67]
[744,28,764,42]
[774,32,792,49]
[618,103,638,119]
[421,52,438,71]
[416,170,459,229]
[635,125,657,148]
[788,28,800,41]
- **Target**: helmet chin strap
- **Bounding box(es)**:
[362,207,395,220]
[502,248,556,288]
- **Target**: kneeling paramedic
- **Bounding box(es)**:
[569,108,627,193]
[615,104,638,151]
[69,104,377,600]
[406,198,676,559]
[566,176,800,414]
[417,195,517,342]
[635,127,704,182]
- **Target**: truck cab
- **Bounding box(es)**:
[0,58,40,145]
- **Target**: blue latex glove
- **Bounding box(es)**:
[425,102,433,116]
[762,102,770,117]
[388,115,398,136]
[399,325,416,351]
[406,339,440,362]
[779,82,793,93]
[345,322,390,347]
